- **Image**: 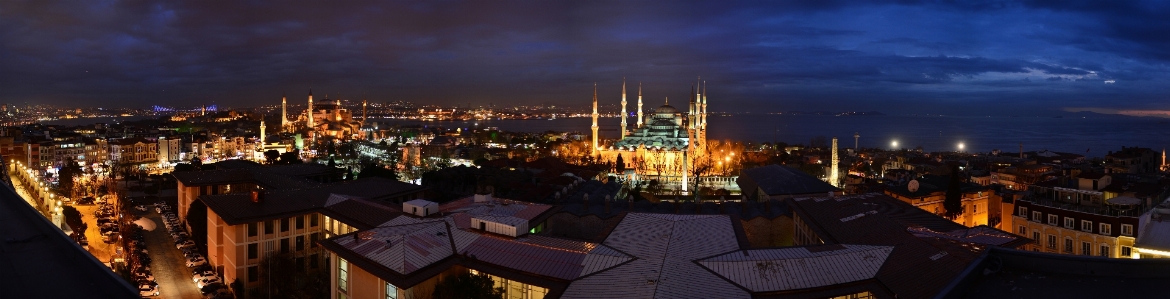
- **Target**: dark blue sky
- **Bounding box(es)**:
[2,1,1168,115]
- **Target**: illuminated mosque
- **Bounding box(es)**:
[593,79,710,192]
[280,89,367,141]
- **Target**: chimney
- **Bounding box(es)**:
[604,197,611,214]
[250,190,261,203]
[352,233,360,243]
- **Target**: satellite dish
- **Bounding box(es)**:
[908,180,920,193]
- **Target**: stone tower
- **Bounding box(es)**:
[636,82,643,128]
[307,89,315,129]
[591,83,599,155]
[281,93,288,131]
[831,137,840,188]
[620,78,627,139]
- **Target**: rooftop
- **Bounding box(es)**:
[0,183,138,298]
[740,165,840,196]
[200,177,424,227]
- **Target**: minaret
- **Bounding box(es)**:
[307,89,315,129]
[259,118,266,144]
[854,132,860,150]
[700,80,708,150]
[620,78,627,139]
[831,137,840,187]
[201,105,206,116]
[687,84,696,154]
[591,83,599,155]
[362,98,368,124]
[636,82,643,128]
[1162,148,1166,170]
[281,93,288,131]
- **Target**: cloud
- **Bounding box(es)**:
[0,1,1167,115]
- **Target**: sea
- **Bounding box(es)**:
[374,114,1170,158]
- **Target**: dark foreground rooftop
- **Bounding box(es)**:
[0,184,138,298]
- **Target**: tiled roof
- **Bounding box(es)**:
[330,220,455,274]
[788,193,1026,299]
[561,213,749,299]
[200,177,419,227]
[697,244,894,292]
[741,165,840,196]
[172,163,339,188]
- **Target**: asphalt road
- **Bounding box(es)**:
[141,210,204,299]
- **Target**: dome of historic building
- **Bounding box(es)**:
[654,105,680,114]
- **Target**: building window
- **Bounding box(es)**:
[281,218,290,232]
[1064,218,1074,229]
[1122,224,1133,236]
[1064,238,1073,253]
[1100,223,1111,235]
[1047,235,1056,249]
[1081,220,1093,232]
[265,220,274,234]
[248,243,258,260]
[1032,211,1041,222]
[1100,245,1110,257]
[1082,242,1091,256]
[296,236,305,251]
[1122,246,1132,257]
[280,238,289,254]
[338,258,349,292]
[310,254,319,269]
[248,223,257,237]
[1047,215,1058,225]
[1017,226,1026,235]
[386,282,398,299]
[296,216,305,230]
[248,266,258,282]
[311,214,319,227]
[1032,231,1040,245]
[311,233,320,248]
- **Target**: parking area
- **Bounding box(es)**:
[128,200,232,299]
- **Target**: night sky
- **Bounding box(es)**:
[2,1,1168,115]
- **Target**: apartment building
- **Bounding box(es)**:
[109,137,158,164]
[884,174,992,227]
[198,177,425,298]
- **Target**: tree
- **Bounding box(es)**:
[264,150,280,164]
[62,205,86,238]
[359,163,398,180]
[279,151,302,164]
[191,156,203,168]
[432,272,504,299]
[944,164,964,219]
[615,154,626,173]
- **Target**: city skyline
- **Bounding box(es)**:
[2,2,1169,115]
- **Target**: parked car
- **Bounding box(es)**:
[196,277,222,289]
[192,270,216,283]
[186,256,207,268]
[177,240,196,250]
[139,284,159,297]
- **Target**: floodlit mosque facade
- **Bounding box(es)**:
[280,89,368,141]
[593,79,737,193]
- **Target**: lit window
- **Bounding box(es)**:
[1122,246,1132,257]
[1047,235,1056,249]
[386,282,398,299]
[338,258,349,292]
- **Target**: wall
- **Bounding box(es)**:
[740,216,795,248]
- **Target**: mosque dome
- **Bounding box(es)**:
[654,105,680,114]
